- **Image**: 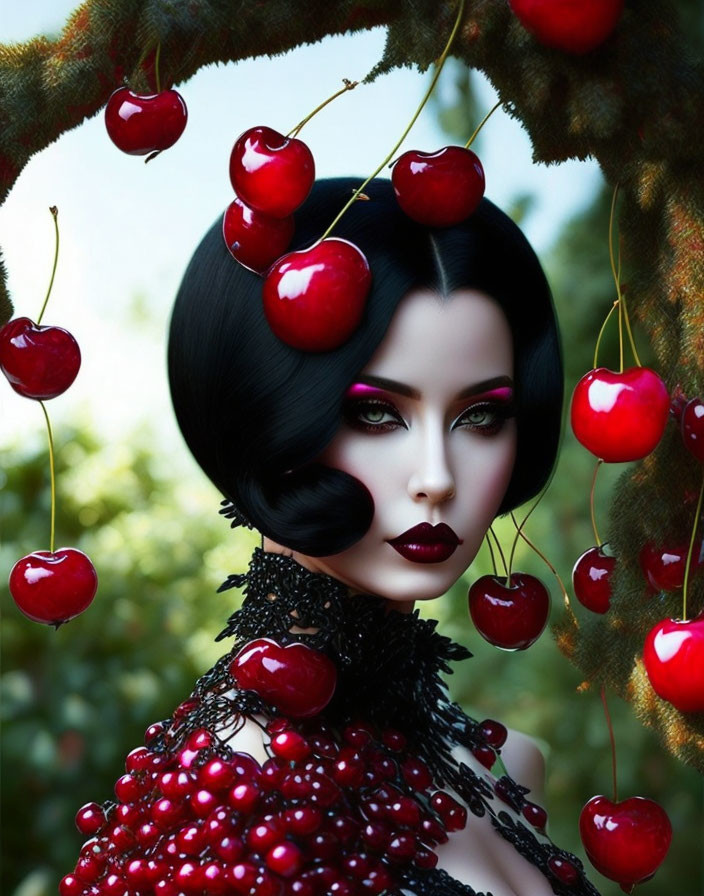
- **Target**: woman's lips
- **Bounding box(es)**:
[387,522,462,564]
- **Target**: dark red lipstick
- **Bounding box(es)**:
[387,522,462,564]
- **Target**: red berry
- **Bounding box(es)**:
[332,747,365,787]
[266,841,303,878]
[386,796,421,829]
[639,541,703,593]
[151,797,185,830]
[509,0,624,54]
[429,791,467,832]
[478,719,508,749]
[59,874,84,896]
[262,238,371,352]
[414,846,438,869]
[0,317,81,399]
[522,800,548,830]
[159,769,195,799]
[270,730,311,763]
[75,802,105,835]
[247,820,282,852]
[579,795,672,887]
[229,126,315,218]
[228,780,261,812]
[199,758,236,791]
[114,773,143,803]
[136,821,161,848]
[570,367,670,462]
[392,146,485,227]
[468,573,550,650]
[471,745,496,769]
[9,548,98,625]
[643,616,704,712]
[342,723,374,749]
[144,720,165,744]
[200,861,228,895]
[386,832,416,861]
[214,834,244,863]
[572,545,616,613]
[282,806,322,835]
[190,788,218,818]
[176,822,206,856]
[222,196,295,274]
[105,87,187,155]
[125,746,151,772]
[230,638,337,717]
[681,396,704,461]
[400,757,433,792]
[547,855,579,885]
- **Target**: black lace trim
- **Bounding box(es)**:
[155,549,600,896]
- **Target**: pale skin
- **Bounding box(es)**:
[222,289,556,895]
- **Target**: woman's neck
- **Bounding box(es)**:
[261,536,416,615]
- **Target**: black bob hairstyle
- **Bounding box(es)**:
[168,177,563,556]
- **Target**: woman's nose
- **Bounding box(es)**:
[408,426,456,504]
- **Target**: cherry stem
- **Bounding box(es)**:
[155,42,162,95]
[488,525,508,577]
[682,468,704,621]
[590,459,603,546]
[507,487,546,579]
[511,512,570,608]
[320,0,466,241]
[600,685,618,802]
[485,533,498,576]
[36,207,59,326]
[288,79,358,139]
[39,401,56,554]
[619,234,642,367]
[592,300,618,370]
[607,185,626,374]
[464,99,502,149]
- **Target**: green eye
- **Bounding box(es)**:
[361,406,390,424]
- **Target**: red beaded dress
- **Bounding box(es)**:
[63,547,601,896]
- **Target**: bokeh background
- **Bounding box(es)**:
[1,3,702,895]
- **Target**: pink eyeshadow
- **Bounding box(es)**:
[345,383,389,400]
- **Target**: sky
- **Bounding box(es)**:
[0,2,602,470]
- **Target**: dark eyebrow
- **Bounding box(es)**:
[355,374,513,401]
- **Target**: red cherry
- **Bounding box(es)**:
[681,397,704,461]
[75,802,105,836]
[229,126,315,218]
[509,0,624,54]
[270,730,311,763]
[522,800,548,830]
[391,146,485,227]
[478,719,507,749]
[570,367,670,462]
[639,541,703,593]
[9,548,98,625]
[429,791,467,832]
[230,637,337,717]
[105,86,187,155]
[572,545,615,613]
[222,197,295,274]
[266,841,303,878]
[468,573,550,650]
[579,795,671,887]
[0,317,80,400]
[643,616,704,712]
[262,238,371,352]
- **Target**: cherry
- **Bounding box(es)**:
[643,616,704,712]
[572,545,615,613]
[468,573,550,650]
[231,638,337,717]
[266,841,303,878]
[104,87,187,155]
[570,367,670,462]
[522,801,548,830]
[579,795,671,887]
[75,802,106,836]
[229,126,315,218]
[639,541,703,593]
[508,0,624,54]
[270,730,312,763]
[391,146,485,227]
[262,238,371,352]
[478,719,507,749]
[547,855,579,886]
[0,317,80,400]
[222,197,295,274]
[681,396,704,461]
[429,792,467,832]
[9,548,98,625]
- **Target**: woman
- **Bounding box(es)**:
[63,179,599,896]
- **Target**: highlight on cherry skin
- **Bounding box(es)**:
[570,366,670,463]
[104,86,188,156]
[9,548,98,626]
[0,316,81,400]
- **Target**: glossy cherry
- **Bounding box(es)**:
[222,196,295,274]
[105,87,187,155]
[391,146,485,228]
[570,367,670,462]
[681,396,704,462]
[0,317,80,400]
[9,548,98,625]
[509,0,624,54]
[643,616,704,712]
[230,638,337,717]
[262,238,371,352]
[230,126,315,218]
[468,573,550,650]
[572,545,615,613]
[639,541,703,593]
[579,795,671,887]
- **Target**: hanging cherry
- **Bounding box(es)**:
[468,573,550,650]
[643,615,704,713]
[572,545,615,613]
[639,541,703,593]
[570,366,670,462]
[0,316,80,399]
[105,87,187,156]
[681,396,704,462]
[509,0,625,54]
[223,196,295,274]
[9,548,98,627]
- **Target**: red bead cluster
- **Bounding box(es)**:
[61,718,466,896]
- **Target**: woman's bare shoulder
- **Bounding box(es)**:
[502,727,547,802]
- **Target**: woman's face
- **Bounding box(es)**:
[276,287,517,605]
